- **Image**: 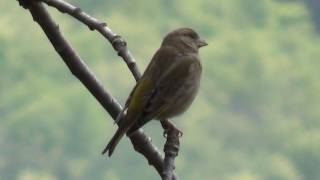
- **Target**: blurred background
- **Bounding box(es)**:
[1,0,320,179]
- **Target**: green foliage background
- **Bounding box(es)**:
[1,0,320,179]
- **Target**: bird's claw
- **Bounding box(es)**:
[163,126,183,138]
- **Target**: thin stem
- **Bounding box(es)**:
[42,0,141,81]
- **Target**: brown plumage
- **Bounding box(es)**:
[102,28,207,156]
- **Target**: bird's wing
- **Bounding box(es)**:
[128,47,177,107]
[127,53,198,134]
[118,46,178,131]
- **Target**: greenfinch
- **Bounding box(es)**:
[102,28,207,156]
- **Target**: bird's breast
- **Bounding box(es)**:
[156,61,202,119]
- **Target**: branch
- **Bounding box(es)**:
[163,130,180,180]
[161,120,181,180]
[42,0,141,81]
[21,0,121,118]
[18,0,180,179]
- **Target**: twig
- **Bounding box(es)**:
[163,130,180,180]
[17,0,180,179]
[42,0,141,81]
[161,120,181,180]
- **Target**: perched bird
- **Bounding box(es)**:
[102,28,207,156]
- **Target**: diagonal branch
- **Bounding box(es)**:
[42,0,141,81]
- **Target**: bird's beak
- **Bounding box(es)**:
[197,38,208,48]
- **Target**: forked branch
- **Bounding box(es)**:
[17,0,180,179]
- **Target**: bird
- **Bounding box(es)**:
[102,27,207,156]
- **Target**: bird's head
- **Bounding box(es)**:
[161,28,208,52]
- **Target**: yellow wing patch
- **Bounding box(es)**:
[128,78,154,115]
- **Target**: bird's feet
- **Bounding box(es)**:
[161,119,183,138]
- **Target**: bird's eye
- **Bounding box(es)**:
[185,32,198,39]
[189,33,198,39]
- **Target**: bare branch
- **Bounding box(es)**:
[18,0,180,179]
[163,130,180,180]
[161,120,181,180]
[42,0,141,81]
[25,1,121,118]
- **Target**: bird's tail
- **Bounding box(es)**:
[102,108,128,156]
[101,127,127,156]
